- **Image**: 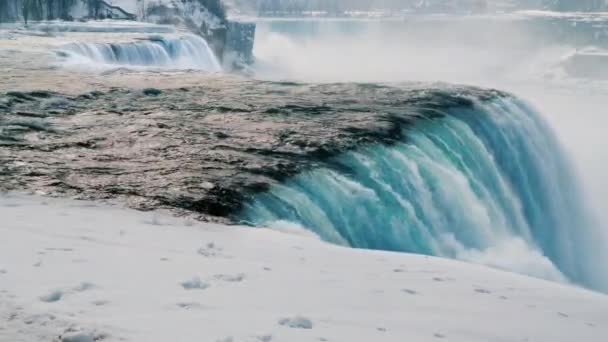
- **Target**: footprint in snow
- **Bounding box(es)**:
[278,316,313,329]
[176,302,206,310]
[41,282,96,303]
[198,242,223,257]
[23,313,56,325]
[216,337,234,342]
[60,331,97,342]
[91,300,109,306]
[73,282,95,292]
[45,247,74,252]
[474,288,491,294]
[214,273,246,282]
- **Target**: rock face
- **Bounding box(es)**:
[0,81,504,221]
[208,21,256,68]
[224,21,255,65]
[143,0,255,67]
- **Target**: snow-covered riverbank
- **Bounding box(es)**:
[1,194,607,342]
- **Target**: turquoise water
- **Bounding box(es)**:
[240,96,608,292]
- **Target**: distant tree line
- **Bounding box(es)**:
[16,0,125,24]
[545,0,608,11]
[7,0,228,25]
[252,0,400,16]
[228,0,608,15]
[20,0,79,24]
[233,0,491,16]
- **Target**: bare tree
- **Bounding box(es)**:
[22,0,31,25]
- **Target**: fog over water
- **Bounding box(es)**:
[251,14,608,228]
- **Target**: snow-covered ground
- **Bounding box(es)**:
[1,194,607,342]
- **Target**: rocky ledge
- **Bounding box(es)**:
[0,81,504,221]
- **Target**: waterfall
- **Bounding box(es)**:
[57,34,222,71]
[240,95,608,292]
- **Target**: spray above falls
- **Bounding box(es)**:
[56,34,222,71]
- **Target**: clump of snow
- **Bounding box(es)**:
[61,332,94,342]
[180,277,210,290]
[278,316,313,329]
[40,290,63,303]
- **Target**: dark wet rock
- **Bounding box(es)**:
[0,81,506,221]
[143,88,162,96]
[28,91,54,98]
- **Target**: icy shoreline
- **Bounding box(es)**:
[1,194,607,342]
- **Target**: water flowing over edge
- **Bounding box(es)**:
[55,34,222,71]
[239,95,608,293]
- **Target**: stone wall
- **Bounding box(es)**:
[225,21,255,65]
[207,21,256,68]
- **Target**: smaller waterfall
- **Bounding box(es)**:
[57,34,222,71]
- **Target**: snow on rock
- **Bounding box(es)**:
[1,194,608,342]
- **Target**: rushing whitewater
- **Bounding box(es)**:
[240,96,608,292]
[57,34,222,71]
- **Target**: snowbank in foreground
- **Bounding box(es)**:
[1,194,607,342]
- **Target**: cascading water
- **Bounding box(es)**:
[57,34,222,71]
[240,95,608,292]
